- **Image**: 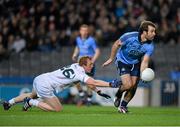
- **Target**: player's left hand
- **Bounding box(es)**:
[109,79,122,88]
[102,58,113,67]
[97,90,111,99]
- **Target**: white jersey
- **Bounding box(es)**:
[34,63,90,92]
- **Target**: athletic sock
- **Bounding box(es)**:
[115,88,123,98]
[9,98,15,105]
[121,100,128,107]
[29,99,39,106]
[87,97,92,102]
[79,91,85,98]
[87,94,92,102]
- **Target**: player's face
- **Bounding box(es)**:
[84,59,93,73]
[145,26,156,40]
[80,27,89,39]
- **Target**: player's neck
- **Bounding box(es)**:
[81,35,89,40]
[140,34,147,43]
[81,37,86,42]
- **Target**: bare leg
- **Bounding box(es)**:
[3,90,37,110]
[76,82,83,92]
[30,96,62,112]
[123,86,137,102]
[86,86,93,105]
[115,74,133,99]
[76,82,85,106]
[43,96,62,111]
[14,90,37,103]
[122,76,139,106]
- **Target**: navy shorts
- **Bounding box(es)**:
[116,61,140,77]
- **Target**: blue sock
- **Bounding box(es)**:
[121,100,128,107]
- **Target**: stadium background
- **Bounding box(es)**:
[0,0,180,107]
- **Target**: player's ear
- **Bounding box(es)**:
[82,64,87,71]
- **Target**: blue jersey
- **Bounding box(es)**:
[76,36,98,58]
[116,32,154,64]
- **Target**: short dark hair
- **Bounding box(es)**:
[78,56,91,66]
[139,20,156,34]
[80,24,89,29]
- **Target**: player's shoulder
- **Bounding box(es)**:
[122,31,138,37]
[71,63,85,72]
[144,42,154,51]
[120,31,139,41]
[83,36,97,46]
[71,63,79,69]
[87,35,96,41]
[88,36,94,39]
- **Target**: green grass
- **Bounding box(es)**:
[0,104,180,126]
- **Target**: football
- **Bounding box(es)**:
[141,68,155,82]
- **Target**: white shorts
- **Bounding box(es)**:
[33,76,55,98]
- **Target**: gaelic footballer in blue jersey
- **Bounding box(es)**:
[72,24,100,106]
[102,20,156,113]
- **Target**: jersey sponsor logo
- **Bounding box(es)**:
[126,41,144,59]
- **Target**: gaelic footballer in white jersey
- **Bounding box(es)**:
[33,63,90,98]
[3,56,120,112]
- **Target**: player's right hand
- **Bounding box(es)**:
[139,79,148,84]
[102,58,113,67]
[72,56,77,62]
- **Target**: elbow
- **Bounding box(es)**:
[114,40,121,47]
[96,49,100,56]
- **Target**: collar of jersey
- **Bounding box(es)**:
[138,33,152,44]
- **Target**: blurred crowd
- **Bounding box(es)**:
[0,0,179,56]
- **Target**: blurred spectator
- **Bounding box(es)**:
[170,66,180,81]
[26,27,38,51]
[0,0,179,52]
[8,35,26,53]
[0,33,9,61]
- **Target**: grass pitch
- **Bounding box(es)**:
[0,104,180,126]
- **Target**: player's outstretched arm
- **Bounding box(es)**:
[86,77,110,87]
[85,77,121,88]
[102,40,121,67]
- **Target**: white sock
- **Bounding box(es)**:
[9,98,15,105]
[29,99,39,107]
[79,92,85,97]
[87,97,92,102]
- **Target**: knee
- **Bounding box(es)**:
[22,92,36,99]
[123,83,134,90]
[54,107,63,112]
[29,93,35,98]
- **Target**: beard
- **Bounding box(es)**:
[147,36,154,41]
